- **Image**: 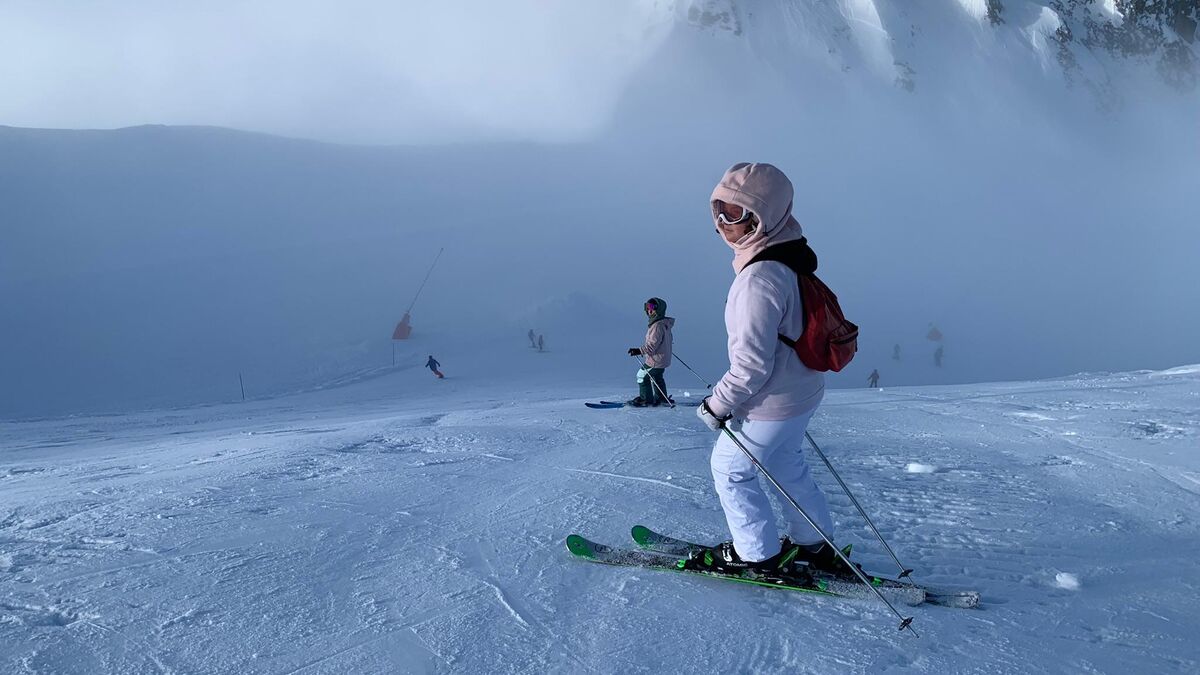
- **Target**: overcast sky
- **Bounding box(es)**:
[0,1,667,143]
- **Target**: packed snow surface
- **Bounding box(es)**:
[2,361,1198,673]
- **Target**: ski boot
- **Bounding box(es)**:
[626,397,650,407]
[681,541,802,577]
[791,541,862,578]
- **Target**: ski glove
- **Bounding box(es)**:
[696,397,731,431]
[628,348,642,356]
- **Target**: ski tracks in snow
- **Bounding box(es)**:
[558,467,693,492]
[461,541,533,630]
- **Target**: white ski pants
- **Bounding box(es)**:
[710,408,834,562]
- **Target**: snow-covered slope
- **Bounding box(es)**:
[2,362,1197,672]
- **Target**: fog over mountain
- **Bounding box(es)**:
[2,1,1197,419]
[3,1,1198,142]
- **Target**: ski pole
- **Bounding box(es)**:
[805,432,914,581]
[672,348,912,576]
[633,355,675,408]
[719,425,916,635]
[671,352,713,389]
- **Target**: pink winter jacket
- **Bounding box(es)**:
[641,318,674,368]
[707,163,825,421]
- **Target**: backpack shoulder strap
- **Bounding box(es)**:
[745,238,820,346]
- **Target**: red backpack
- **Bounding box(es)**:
[781,274,858,372]
[749,239,859,372]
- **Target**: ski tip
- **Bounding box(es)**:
[565,534,594,558]
[630,525,652,546]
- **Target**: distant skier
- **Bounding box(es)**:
[693,162,845,575]
[892,344,901,361]
[528,329,537,348]
[626,297,674,407]
[867,369,880,388]
[425,355,444,379]
[537,334,545,352]
[934,345,944,368]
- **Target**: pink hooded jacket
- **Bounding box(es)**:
[641,318,674,368]
[707,163,825,421]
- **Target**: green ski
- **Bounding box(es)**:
[629,525,980,609]
[565,533,926,605]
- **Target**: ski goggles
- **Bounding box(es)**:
[713,201,753,226]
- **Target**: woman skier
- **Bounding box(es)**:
[693,162,846,575]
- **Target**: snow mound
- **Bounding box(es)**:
[906,462,938,474]
[1055,572,1081,591]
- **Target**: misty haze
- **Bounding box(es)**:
[3,2,1198,418]
[2,2,1198,673]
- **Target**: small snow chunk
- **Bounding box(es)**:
[664,475,673,480]
[905,463,937,474]
[682,391,691,398]
[1055,572,1081,590]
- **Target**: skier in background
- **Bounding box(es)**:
[694,162,845,575]
[867,369,880,388]
[528,329,537,348]
[425,355,444,379]
[627,297,674,407]
[892,344,901,361]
